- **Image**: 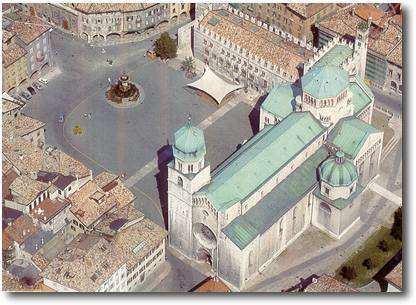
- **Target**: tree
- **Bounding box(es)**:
[154,32,177,59]
[362,258,374,270]
[390,207,402,241]
[181,56,196,78]
[378,239,389,252]
[340,266,357,281]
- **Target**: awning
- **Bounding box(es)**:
[187,66,243,104]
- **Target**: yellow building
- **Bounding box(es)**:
[169,3,191,21]
[2,30,28,93]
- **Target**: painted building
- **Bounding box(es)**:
[316,4,402,95]
[193,7,318,94]
[237,3,342,43]
[42,205,167,292]
[168,62,383,291]
[30,3,79,34]
[2,30,28,93]
[3,13,53,82]
[30,3,190,44]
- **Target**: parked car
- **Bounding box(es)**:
[20,91,32,100]
[38,78,48,85]
[27,86,36,95]
[33,82,44,90]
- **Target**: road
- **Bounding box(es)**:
[371,85,402,115]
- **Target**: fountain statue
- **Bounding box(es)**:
[106,73,143,107]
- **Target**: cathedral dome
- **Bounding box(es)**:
[319,151,358,187]
[173,117,206,162]
[301,65,349,99]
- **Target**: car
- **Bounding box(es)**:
[58,112,65,123]
[38,78,48,85]
[27,86,36,95]
[20,91,32,100]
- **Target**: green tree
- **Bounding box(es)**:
[390,207,402,241]
[378,239,389,252]
[154,32,177,59]
[181,56,196,78]
[340,266,357,281]
[362,258,374,270]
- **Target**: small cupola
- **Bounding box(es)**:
[318,151,358,200]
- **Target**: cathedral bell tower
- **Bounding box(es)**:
[167,116,210,258]
[354,20,370,80]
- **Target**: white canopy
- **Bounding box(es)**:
[187,66,243,104]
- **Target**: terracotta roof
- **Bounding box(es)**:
[69,180,117,228]
[66,3,156,14]
[2,41,27,68]
[2,97,22,114]
[9,174,49,206]
[3,114,45,138]
[192,277,231,292]
[385,262,402,290]
[94,171,136,208]
[318,6,402,66]
[199,10,313,79]
[31,251,51,271]
[3,214,39,247]
[2,29,14,42]
[4,13,51,45]
[287,3,330,18]
[30,198,70,224]
[304,274,358,292]
[2,135,45,176]
[391,13,402,28]
[42,208,167,292]
[355,4,385,23]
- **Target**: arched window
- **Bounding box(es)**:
[177,176,183,187]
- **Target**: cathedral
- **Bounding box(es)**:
[168,15,383,291]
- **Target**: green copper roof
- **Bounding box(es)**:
[349,75,374,115]
[314,44,353,68]
[302,65,349,99]
[197,112,325,212]
[318,151,358,187]
[328,116,381,159]
[261,84,298,119]
[173,119,206,162]
[222,147,329,250]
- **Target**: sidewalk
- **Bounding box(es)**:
[133,261,171,292]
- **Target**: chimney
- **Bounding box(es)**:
[352,7,356,17]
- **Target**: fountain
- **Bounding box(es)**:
[106,73,144,108]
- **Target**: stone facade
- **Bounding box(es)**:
[192,6,315,95]
[237,3,340,43]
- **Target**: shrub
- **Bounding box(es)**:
[362,258,374,270]
[340,266,357,280]
[378,240,389,252]
[390,207,402,241]
[154,32,177,59]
